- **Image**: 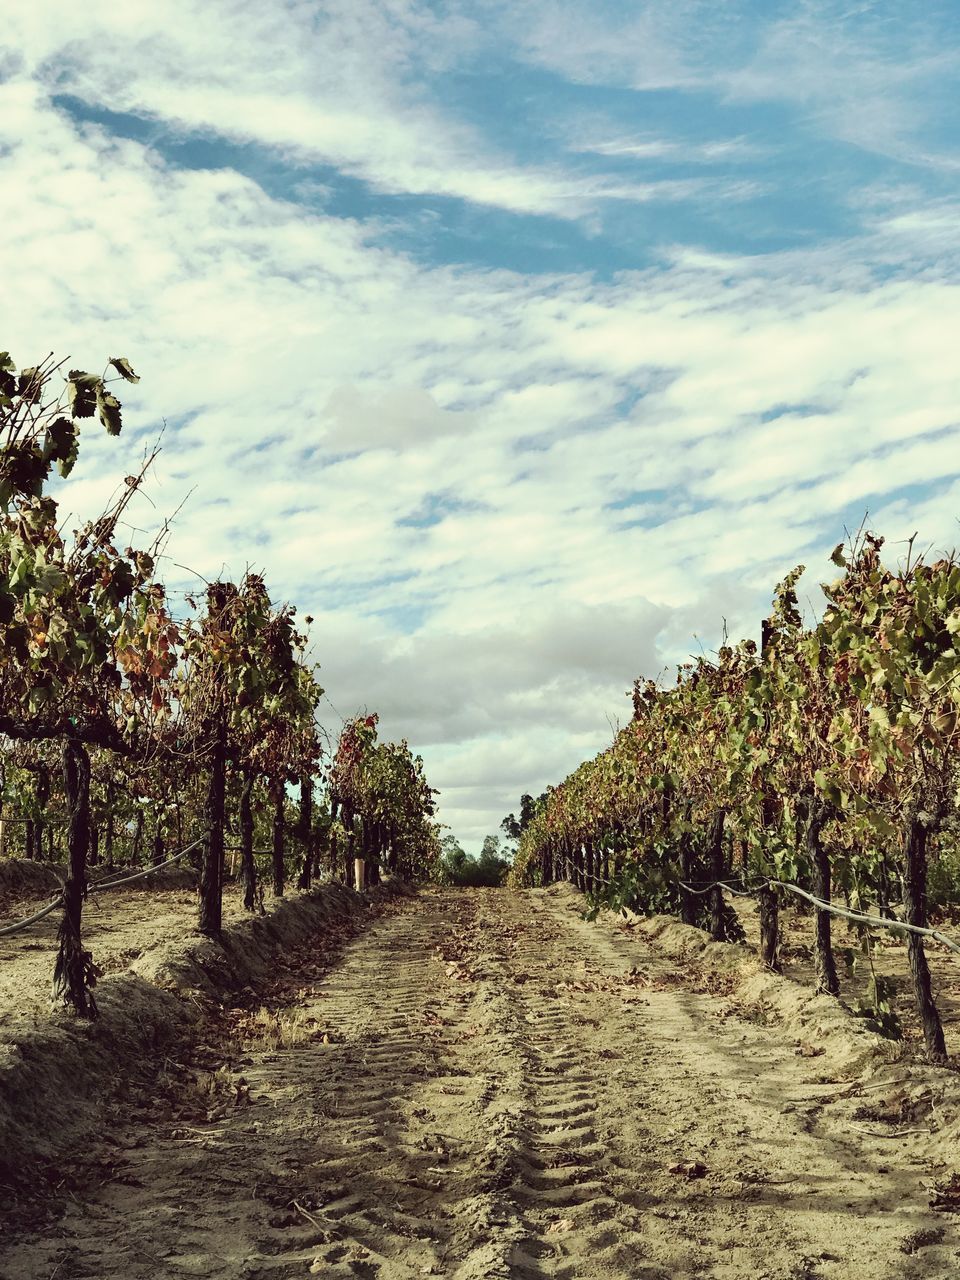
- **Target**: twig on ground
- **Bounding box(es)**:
[848,1125,932,1138]
[293,1200,325,1230]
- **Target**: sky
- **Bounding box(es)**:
[3,1,960,849]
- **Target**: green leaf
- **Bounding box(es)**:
[57,444,80,479]
[42,416,77,466]
[108,357,140,383]
[17,366,42,403]
[869,704,890,731]
[67,371,99,419]
[0,352,15,398]
[35,563,66,593]
[96,386,123,435]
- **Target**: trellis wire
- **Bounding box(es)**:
[773,879,960,957]
[679,875,960,956]
[679,878,766,899]
[0,837,205,938]
[579,864,960,956]
[89,839,203,892]
[0,894,63,938]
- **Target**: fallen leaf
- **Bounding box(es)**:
[930,1173,960,1212]
[796,1042,825,1058]
[668,1160,708,1180]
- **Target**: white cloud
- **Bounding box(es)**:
[3,0,742,220]
[320,387,479,453]
[4,4,960,842]
[570,134,765,163]
[500,0,709,92]
[502,0,960,167]
[722,5,959,164]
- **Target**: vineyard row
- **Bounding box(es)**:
[0,351,441,1014]
[512,533,960,1064]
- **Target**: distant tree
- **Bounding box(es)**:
[500,791,546,846]
[480,834,501,859]
[440,833,468,880]
[500,811,521,842]
[476,834,509,885]
[441,832,509,887]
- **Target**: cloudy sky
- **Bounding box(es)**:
[4,2,960,848]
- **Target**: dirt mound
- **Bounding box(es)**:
[0,858,199,921]
[544,884,903,1078]
[630,908,902,1075]
[0,879,409,1179]
[0,858,63,904]
[100,863,199,891]
[552,883,960,1169]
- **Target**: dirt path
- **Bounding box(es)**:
[1,887,957,1279]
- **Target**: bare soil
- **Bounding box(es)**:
[731,895,960,1057]
[0,874,248,1028]
[2,886,959,1279]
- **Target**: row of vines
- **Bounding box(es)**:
[0,351,441,1016]
[511,534,960,1063]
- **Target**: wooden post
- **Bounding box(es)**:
[240,769,257,911]
[806,799,839,997]
[709,810,727,942]
[272,783,285,897]
[296,776,314,890]
[759,884,781,971]
[680,825,696,925]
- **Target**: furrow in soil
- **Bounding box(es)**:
[0,886,956,1280]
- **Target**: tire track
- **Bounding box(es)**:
[486,889,959,1280]
[469,896,656,1280]
[0,886,957,1280]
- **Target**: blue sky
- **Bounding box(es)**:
[3,1,960,846]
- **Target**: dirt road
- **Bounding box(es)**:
[1,887,957,1279]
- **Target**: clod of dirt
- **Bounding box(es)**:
[930,1173,960,1212]
[546,1217,574,1233]
[795,1041,825,1058]
[854,1085,935,1126]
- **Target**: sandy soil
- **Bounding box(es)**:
[731,896,960,1057]
[4,868,957,1059]
[1,886,958,1280]
[0,878,247,1025]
